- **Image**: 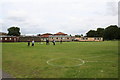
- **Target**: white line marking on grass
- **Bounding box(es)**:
[46,58,85,67]
[84,54,117,63]
[46,54,117,67]
[86,61,114,63]
[100,70,104,72]
[86,54,116,59]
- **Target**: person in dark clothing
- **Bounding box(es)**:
[27,40,30,46]
[52,39,55,45]
[60,39,62,44]
[46,39,49,45]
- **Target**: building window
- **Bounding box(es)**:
[9,38,12,40]
[81,37,88,40]
[44,39,46,41]
[95,38,100,40]
[14,38,16,41]
[5,38,7,40]
[81,38,84,40]
[99,38,102,40]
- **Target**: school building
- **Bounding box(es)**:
[74,37,103,41]
[0,32,103,42]
[39,32,73,42]
[48,32,73,42]
[40,33,52,41]
[0,36,19,42]
[18,36,41,42]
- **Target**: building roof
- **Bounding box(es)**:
[40,33,53,38]
[0,32,7,35]
[54,32,67,35]
[0,35,17,37]
[49,35,71,37]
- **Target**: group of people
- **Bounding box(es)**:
[46,39,56,45]
[27,39,62,46]
[27,39,35,46]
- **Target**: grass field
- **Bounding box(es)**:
[2,41,119,78]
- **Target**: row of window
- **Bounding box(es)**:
[81,38,102,40]
[94,38,102,40]
[50,37,70,39]
[81,38,88,40]
[41,38,70,40]
[0,38,16,41]
[41,37,70,41]
[0,37,102,41]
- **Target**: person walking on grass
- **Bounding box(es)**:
[46,39,49,45]
[32,39,35,46]
[27,39,30,46]
[60,39,62,44]
[52,39,56,45]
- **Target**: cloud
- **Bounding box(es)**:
[0,0,118,35]
[106,2,118,16]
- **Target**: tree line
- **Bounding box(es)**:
[86,25,120,40]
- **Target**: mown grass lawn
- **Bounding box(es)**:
[2,41,119,78]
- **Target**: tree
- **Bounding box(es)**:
[96,28,104,37]
[103,25,120,40]
[80,34,83,37]
[75,35,81,37]
[7,27,21,36]
[86,28,104,37]
[119,28,120,39]
[37,34,41,36]
[86,30,97,37]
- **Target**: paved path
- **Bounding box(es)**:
[0,70,13,78]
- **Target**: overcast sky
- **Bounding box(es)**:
[0,0,119,35]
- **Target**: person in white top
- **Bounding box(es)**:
[32,39,35,46]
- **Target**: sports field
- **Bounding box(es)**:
[2,41,118,78]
